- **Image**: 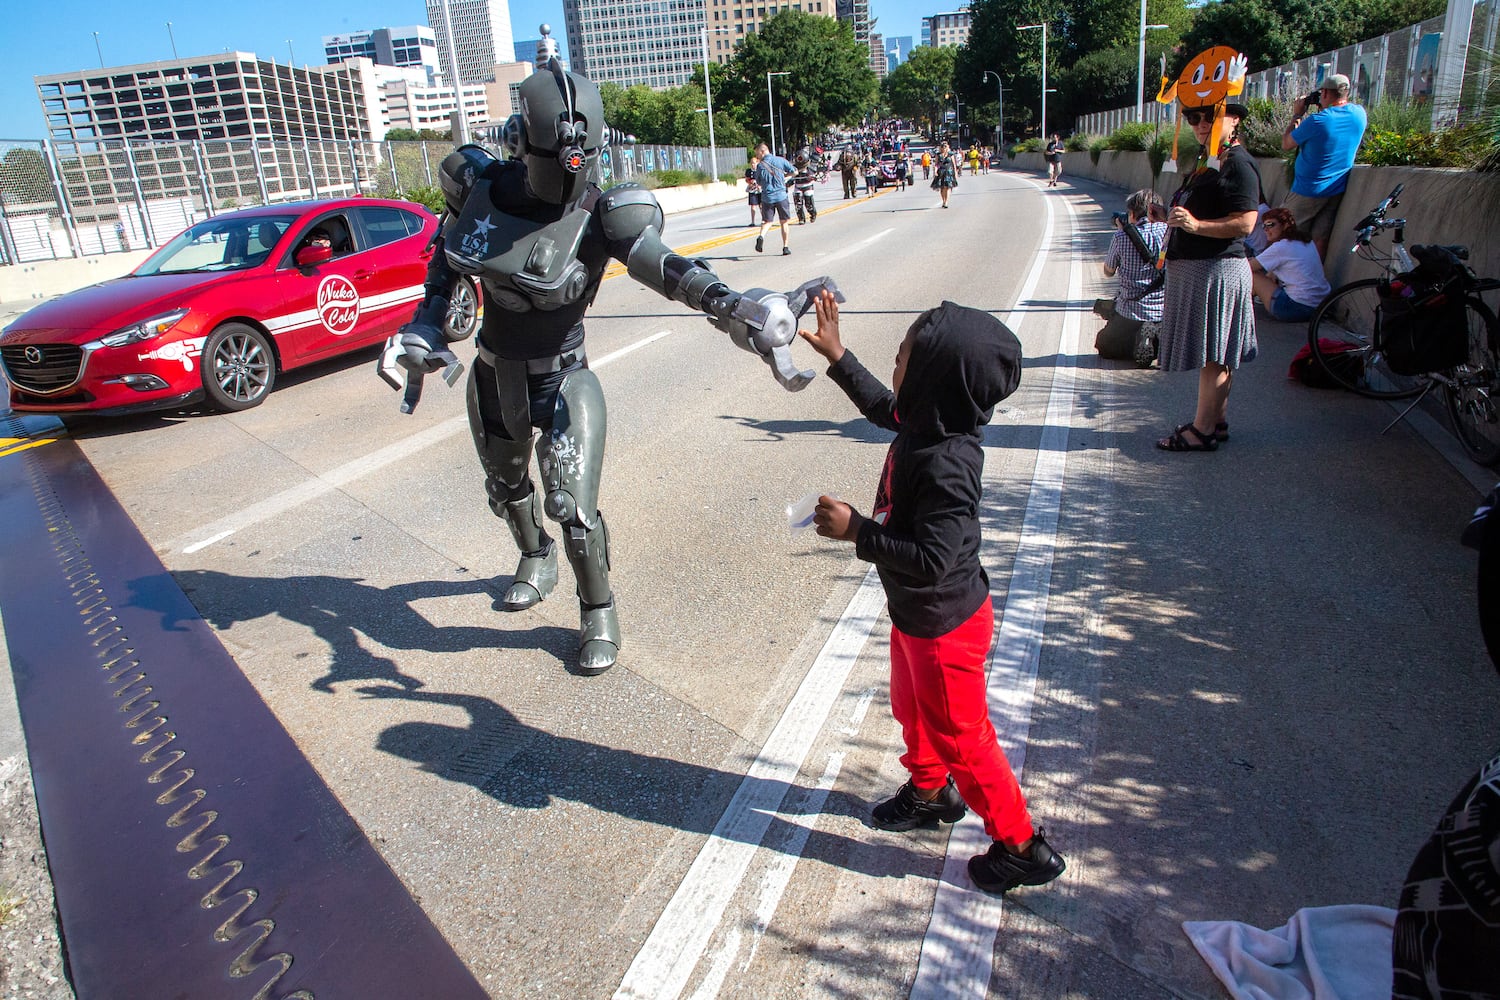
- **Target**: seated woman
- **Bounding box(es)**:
[1249,208,1330,322]
[1096,188,1168,366]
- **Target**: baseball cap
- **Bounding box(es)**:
[1321,73,1351,95]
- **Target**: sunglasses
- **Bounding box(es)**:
[1263,220,1282,229]
[1183,110,1215,126]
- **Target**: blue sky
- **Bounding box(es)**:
[0,0,926,141]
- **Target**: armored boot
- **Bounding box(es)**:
[559,512,619,675]
[499,489,557,611]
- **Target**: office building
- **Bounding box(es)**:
[384,79,491,132]
[886,35,912,69]
[836,0,873,54]
[870,33,888,78]
[426,0,516,85]
[324,26,440,81]
[564,0,701,87]
[922,9,971,48]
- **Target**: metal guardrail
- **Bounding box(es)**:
[0,137,746,266]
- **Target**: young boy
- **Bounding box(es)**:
[798,290,1066,895]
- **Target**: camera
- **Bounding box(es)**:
[1304,88,1323,108]
[1112,211,1129,228]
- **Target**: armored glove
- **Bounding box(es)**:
[377,295,466,414]
[711,277,845,392]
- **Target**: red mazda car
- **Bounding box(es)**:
[0,198,479,416]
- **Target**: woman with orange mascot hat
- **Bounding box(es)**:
[1150,47,1263,453]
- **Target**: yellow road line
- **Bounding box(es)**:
[600,187,893,280]
[0,437,58,458]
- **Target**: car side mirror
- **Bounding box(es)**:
[296,245,333,267]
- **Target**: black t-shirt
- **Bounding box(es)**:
[1166,145,1261,261]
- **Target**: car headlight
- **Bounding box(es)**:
[97,308,190,348]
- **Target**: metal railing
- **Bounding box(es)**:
[1075,12,1471,137]
[0,137,746,266]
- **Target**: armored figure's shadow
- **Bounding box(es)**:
[163,569,574,693]
[359,682,929,876]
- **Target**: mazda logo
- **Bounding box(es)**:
[24,346,43,364]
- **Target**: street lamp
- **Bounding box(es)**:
[766,70,790,157]
[1137,1,1171,122]
[982,70,1004,152]
[1019,22,1048,140]
[701,27,733,183]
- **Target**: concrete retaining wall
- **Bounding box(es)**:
[1008,151,1499,289]
[0,180,748,318]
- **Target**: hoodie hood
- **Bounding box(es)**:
[895,301,1022,438]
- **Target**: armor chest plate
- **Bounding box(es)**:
[445,179,596,312]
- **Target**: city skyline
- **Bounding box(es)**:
[0,0,929,141]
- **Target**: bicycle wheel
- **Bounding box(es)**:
[1307,278,1427,399]
[1442,296,1500,467]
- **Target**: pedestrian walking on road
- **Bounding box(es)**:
[797,290,1067,897]
[1156,102,1261,452]
[921,149,932,180]
[745,155,763,227]
[1044,134,1065,187]
[932,142,958,208]
[837,147,859,199]
[752,142,795,255]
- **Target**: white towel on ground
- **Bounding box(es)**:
[1183,905,1396,1000]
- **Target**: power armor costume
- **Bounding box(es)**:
[379,55,841,675]
[791,152,818,225]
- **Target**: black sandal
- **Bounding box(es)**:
[1156,423,1219,452]
[1215,421,1229,443]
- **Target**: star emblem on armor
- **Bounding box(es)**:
[472,216,497,238]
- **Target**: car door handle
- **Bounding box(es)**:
[353,270,375,281]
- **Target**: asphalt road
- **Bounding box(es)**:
[3,167,1497,999]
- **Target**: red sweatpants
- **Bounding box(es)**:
[889,599,1035,845]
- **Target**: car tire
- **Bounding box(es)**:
[446,278,481,341]
[202,322,276,412]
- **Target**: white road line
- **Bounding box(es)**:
[816,227,894,267]
[167,329,678,554]
[614,566,886,1000]
[910,187,1082,999]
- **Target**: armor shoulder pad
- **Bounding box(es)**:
[438,144,499,218]
[597,183,666,243]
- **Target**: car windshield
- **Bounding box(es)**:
[135,214,300,275]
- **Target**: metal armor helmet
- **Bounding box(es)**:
[505,59,607,205]
[794,151,808,167]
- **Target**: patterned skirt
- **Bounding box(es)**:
[1158,256,1257,372]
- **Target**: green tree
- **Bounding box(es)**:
[957,0,1190,135]
[1054,45,1141,124]
[884,45,958,134]
[721,10,878,148]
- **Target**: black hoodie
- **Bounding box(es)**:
[826,302,1023,639]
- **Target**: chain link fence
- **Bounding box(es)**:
[0,136,744,266]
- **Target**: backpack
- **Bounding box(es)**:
[1287,339,1366,388]
[1376,246,1474,376]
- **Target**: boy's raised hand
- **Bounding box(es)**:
[798,289,845,364]
[813,495,862,542]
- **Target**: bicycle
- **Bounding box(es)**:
[1306,183,1500,466]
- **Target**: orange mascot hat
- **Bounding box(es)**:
[1156,46,1248,172]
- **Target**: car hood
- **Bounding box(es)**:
[1,272,232,342]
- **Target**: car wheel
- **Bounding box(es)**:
[446,278,481,340]
[202,323,275,412]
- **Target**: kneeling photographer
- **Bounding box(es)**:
[1095,188,1168,366]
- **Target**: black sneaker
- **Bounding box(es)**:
[967,829,1066,894]
[871,777,966,831]
[782,246,791,256]
[755,236,764,253]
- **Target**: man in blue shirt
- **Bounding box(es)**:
[1281,72,1368,258]
[752,142,796,256]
